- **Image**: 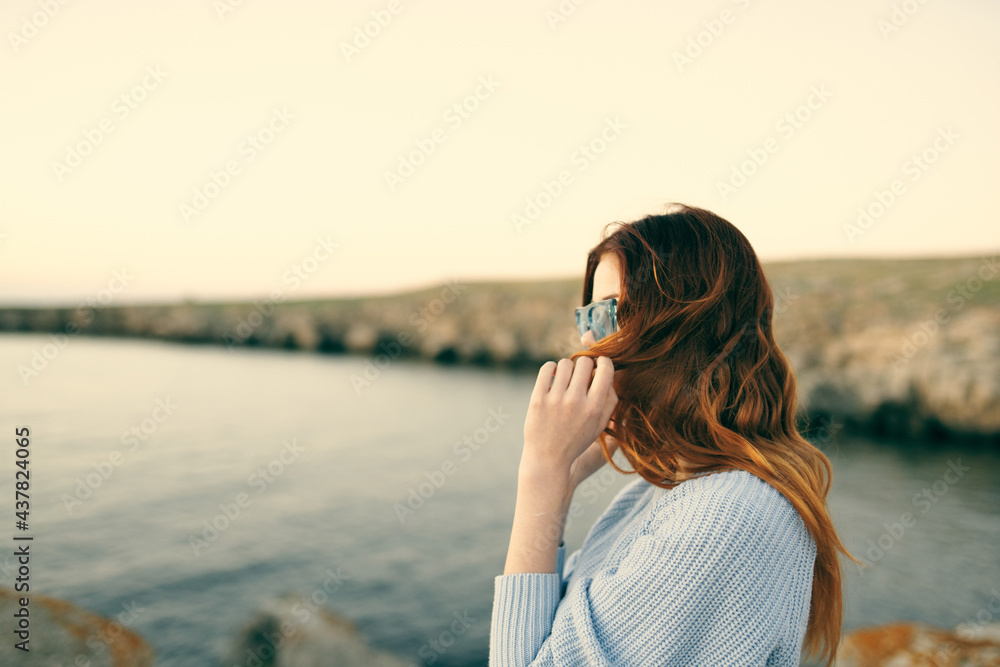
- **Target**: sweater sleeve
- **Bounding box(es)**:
[490,478,816,667]
[489,542,568,667]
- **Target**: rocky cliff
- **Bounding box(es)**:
[2,255,997,441]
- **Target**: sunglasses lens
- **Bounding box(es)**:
[576,300,617,341]
[591,307,612,339]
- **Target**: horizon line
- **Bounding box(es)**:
[0,250,996,310]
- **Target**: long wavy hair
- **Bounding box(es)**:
[571,203,858,666]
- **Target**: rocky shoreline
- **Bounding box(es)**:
[3,255,998,442]
[4,587,998,666]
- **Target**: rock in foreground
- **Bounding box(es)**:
[227,595,408,667]
[0,588,153,666]
[837,621,1000,666]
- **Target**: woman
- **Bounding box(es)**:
[489,204,857,666]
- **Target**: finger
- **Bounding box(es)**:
[568,355,595,396]
[587,356,615,403]
[596,368,618,427]
[598,384,618,429]
[531,361,557,400]
[550,358,575,395]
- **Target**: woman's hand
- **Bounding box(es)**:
[503,356,617,575]
[521,356,618,483]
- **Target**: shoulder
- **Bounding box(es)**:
[645,469,815,554]
[659,468,796,515]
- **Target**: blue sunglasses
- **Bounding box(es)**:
[575,298,618,341]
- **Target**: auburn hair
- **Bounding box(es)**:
[571,203,858,666]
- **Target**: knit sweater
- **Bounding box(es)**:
[489,468,817,666]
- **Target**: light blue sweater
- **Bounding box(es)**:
[489,469,817,666]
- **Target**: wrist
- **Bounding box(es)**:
[503,464,572,575]
[518,451,571,485]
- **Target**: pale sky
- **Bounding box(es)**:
[2,0,998,305]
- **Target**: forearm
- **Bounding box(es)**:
[503,462,573,575]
